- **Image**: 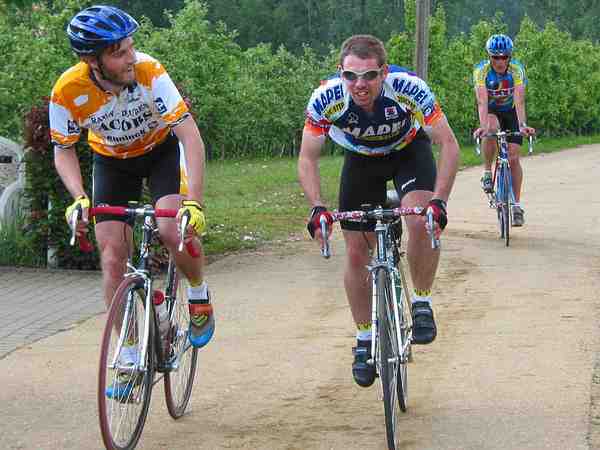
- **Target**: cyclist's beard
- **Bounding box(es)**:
[97,59,135,88]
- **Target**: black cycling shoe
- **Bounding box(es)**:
[411,301,437,345]
[352,342,376,387]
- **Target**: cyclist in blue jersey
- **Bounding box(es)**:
[298,35,460,388]
[473,34,535,226]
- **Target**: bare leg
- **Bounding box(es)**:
[508,143,523,202]
[482,114,501,171]
[342,230,376,327]
[401,190,439,291]
[155,194,204,285]
[95,221,132,309]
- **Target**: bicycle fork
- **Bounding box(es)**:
[109,275,153,384]
[369,265,405,368]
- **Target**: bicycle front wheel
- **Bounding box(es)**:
[98,276,154,450]
[501,166,511,247]
[164,267,198,419]
[377,269,402,450]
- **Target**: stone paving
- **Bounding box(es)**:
[0,266,104,358]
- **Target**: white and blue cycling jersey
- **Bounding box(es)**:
[304,65,444,156]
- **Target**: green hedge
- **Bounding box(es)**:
[386,5,600,140]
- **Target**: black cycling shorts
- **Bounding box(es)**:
[338,129,436,232]
[490,108,523,145]
[92,131,182,224]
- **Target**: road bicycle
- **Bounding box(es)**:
[476,131,534,247]
[319,196,438,450]
[71,203,200,450]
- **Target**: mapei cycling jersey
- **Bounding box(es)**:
[50,52,189,158]
[473,59,527,112]
[304,65,443,156]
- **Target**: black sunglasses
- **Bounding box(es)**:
[340,68,383,82]
[491,55,509,60]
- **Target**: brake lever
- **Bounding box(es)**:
[426,209,440,250]
[320,215,331,259]
[178,211,190,252]
[69,208,80,246]
[528,135,534,155]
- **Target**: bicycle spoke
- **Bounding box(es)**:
[164,267,198,419]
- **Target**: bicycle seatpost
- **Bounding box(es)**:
[320,215,331,259]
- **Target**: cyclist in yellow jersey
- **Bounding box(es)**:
[50,7,214,397]
[473,34,535,226]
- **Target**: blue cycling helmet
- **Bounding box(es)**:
[67,5,139,55]
[486,34,513,56]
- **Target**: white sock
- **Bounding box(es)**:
[356,329,372,341]
[412,292,432,306]
[188,281,208,301]
[120,345,140,365]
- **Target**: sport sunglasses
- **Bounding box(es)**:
[340,67,383,82]
[490,55,510,60]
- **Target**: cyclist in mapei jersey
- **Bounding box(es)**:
[50,6,214,395]
[298,35,459,387]
[473,34,535,226]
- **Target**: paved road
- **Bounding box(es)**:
[0,268,103,358]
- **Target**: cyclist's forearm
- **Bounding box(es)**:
[477,103,490,127]
[298,130,326,207]
[475,87,489,127]
[298,156,324,207]
[175,118,205,203]
[434,141,459,201]
[183,138,205,203]
[54,146,86,199]
[514,86,527,126]
[515,103,527,126]
[430,120,459,201]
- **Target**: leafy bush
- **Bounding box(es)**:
[23,97,99,269]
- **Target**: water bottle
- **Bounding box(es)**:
[153,290,170,351]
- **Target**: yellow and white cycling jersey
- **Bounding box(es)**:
[50,52,189,159]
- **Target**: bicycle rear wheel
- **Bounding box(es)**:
[395,262,412,412]
[377,269,402,450]
[98,276,154,450]
[164,265,198,419]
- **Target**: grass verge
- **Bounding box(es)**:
[1,133,599,265]
[203,133,600,256]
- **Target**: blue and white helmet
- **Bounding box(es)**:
[67,5,139,55]
[486,34,513,56]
